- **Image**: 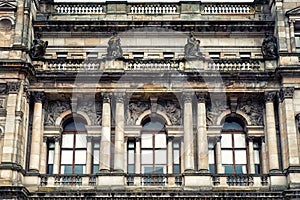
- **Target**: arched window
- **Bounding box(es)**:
[60,118,87,174]
[221,118,247,174]
[141,117,167,175]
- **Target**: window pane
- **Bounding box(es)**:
[173,150,180,164]
[141,134,153,148]
[128,164,134,174]
[143,165,153,174]
[154,166,165,174]
[128,141,135,149]
[76,134,87,148]
[223,165,234,174]
[62,134,74,148]
[255,164,260,174]
[93,164,99,174]
[234,134,245,148]
[254,150,260,164]
[141,150,153,164]
[236,165,247,174]
[75,150,86,164]
[61,165,72,174]
[155,134,166,148]
[48,150,54,164]
[48,142,55,149]
[48,164,53,174]
[235,150,247,164]
[61,150,73,164]
[74,165,85,174]
[94,142,100,149]
[221,134,232,148]
[208,149,215,164]
[128,150,135,164]
[93,150,99,163]
[208,142,214,148]
[155,150,166,164]
[173,141,180,149]
[209,164,215,174]
[174,164,180,174]
[221,150,233,164]
[223,122,243,130]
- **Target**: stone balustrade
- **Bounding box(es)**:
[206,59,262,71]
[126,174,182,187]
[40,174,97,187]
[202,4,253,15]
[212,174,269,187]
[124,59,183,71]
[55,4,104,14]
[45,59,103,71]
[129,4,178,15]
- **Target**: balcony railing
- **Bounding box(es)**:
[202,4,253,15]
[126,174,182,187]
[55,4,104,14]
[124,59,183,71]
[206,59,262,71]
[39,174,97,187]
[212,174,269,187]
[44,59,103,71]
[129,4,178,15]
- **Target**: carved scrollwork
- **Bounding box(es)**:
[238,97,264,126]
[158,100,182,125]
[126,101,150,125]
[206,100,228,126]
[44,101,71,126]
[77,101,102,125]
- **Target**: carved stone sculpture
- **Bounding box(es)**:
[77,101,102,125]
[44,101,71,125]
[127,101,150,125]
[158,101,181,125]
[206,100,228,126]
[184,32,201,59]
[261,33,278,58]
[238,99,264,126]
[107,32,123,59]
[30,33,48,59]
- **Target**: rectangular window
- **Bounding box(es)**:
[92,141,100,174]
[208,141,215,174]
[209,52,220,59]
[127,140,135,174]
[173,140,181,174]
[47,140,55,174]
[254,140,261,174]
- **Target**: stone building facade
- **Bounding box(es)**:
[0,0,300,199]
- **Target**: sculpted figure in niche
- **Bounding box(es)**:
[164,101,181,125]
[30,33,48,58]
[184,32,201,58]
[107,32,123,59]
[261,33,278,58]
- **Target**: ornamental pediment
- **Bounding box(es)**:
[0,1,17,11]
[286,6,300,16]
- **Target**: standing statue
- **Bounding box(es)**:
[107,32,123,59]
[261,33,278,58]
[30,33,48,59]
[184,32,201,58]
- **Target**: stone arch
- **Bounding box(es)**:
[136,109,172,126]
[216,109,251,126]
[55,110,92,127]
[0,16,14,30]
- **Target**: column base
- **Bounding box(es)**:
[98,169,110,173]
[183,173,212,190]
[198,169,210,174]
[269,171,287,191]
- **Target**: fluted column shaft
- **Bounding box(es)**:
[53,137,61,174]
[247,137,255,174]
[29,92,45,172]
[114,93,125,172]
[99,93,111,171]
[183,93,194,172]
[265,91,279,171]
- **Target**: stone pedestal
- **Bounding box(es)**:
[183,173,212,190]
[104,59,124,72]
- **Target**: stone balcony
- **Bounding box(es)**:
[34,58,265,73]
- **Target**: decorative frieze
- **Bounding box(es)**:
[7,82,20,94]
[77,101,102,125]
[44,101,71,125]
[206,100,228,126]
[32,92,45,103]
[0,83,7,94]
[158,101,181,125]
[238,96,264,126]
[264,91,276,103]
[280,87,294,101]
[127,101,150,125]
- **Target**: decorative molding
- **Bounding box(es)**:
[102,93,111,104]
[44,101,71,126]
[286,6,300,16]
[206,99,228,126]
[158,100,181,125]
[196,92,206,103]
[114,92,125,103]
[77,100,102,126]
[238,96,264,126]
[280,87,294,101]
[127,101,150,125]
[32,91,45,103]
[264,91,276,103]
[0,83,7,95]
[7,82,20,94]
[182,92,193,103]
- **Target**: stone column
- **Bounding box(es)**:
[39,137,47,174]
[53,137,61,174]
[99,93,111,172]
[183,93,194,172]
[114,93,125,172]
[261,136,268,174]
[289,20,296,53]
[29,92,45,173]
[196,93,209,172]
[215,136,223,173]
[247,137,255,174]
[86,137,93,174]
[124,137,128,173]
[280,88,299,166]
[135,137,141,174]
[167,136,174,174]
[264,91,280,172]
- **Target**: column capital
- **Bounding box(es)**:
[196,92,206,103]
[182,92,193,103]
[102,93,111,103]
[86,136,93,142]
[264,91,276,103]
[280,87,294,101]
[43,136,48,143]
[114,92,125,103]
[247,136,254,142]
[7,82,20,94]
[32,91,45,103]
[167,136,174,142]
[261,136,265,143]
[216,135,222,142]
[135,137,141,142]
